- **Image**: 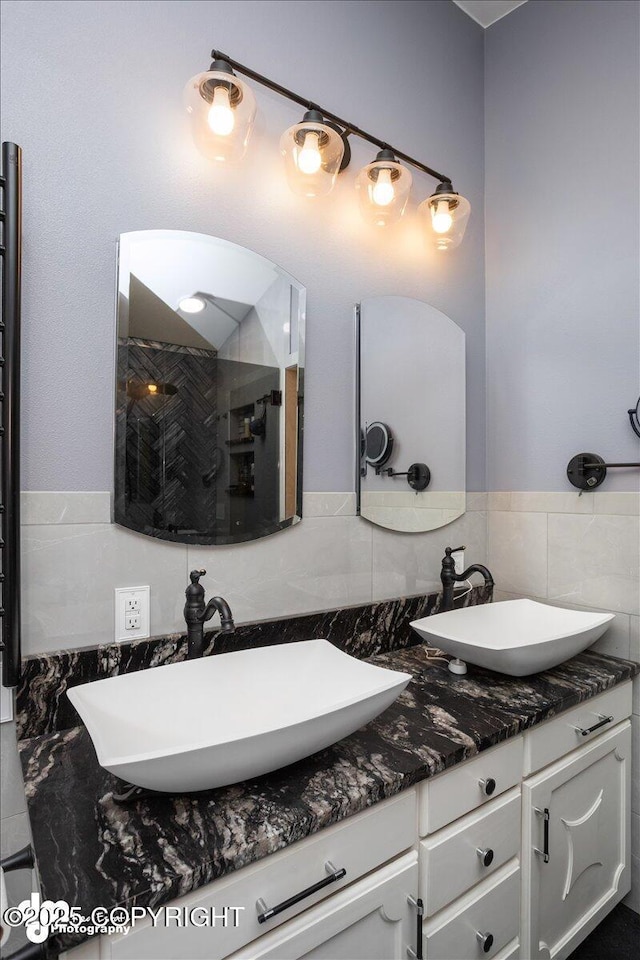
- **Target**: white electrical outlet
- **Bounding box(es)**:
[115,586,150,642]
[453,548,465,576]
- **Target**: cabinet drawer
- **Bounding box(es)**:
[100,789,417,960]
[523,682,632,776]
[423,860,520,960]
[420,788,521,915]
[419,737,523,835]
[226,852,418,959]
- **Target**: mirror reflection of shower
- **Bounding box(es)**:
[115,231,305,546]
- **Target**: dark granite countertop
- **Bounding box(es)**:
[19,645,638,954]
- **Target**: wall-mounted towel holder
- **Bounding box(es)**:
[0,845,48,960]
[567,452,640,490]
[0,142,23,690]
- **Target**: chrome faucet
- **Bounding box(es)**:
[440,547,494,612]
[184,569,235,659]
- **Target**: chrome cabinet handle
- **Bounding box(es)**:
[476,847,494,867]
[406,896,424,960]
[533,806,550,863]
[576,714,613,737]
[256,861,346,924]
[479,777,496,796]
[476,931,494,954]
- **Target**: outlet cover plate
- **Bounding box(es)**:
[115,586,150,642]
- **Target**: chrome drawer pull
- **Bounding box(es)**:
[476,847,494,867]
[476,931,494,954]
[256,861,346,924]
[576,714,614,737]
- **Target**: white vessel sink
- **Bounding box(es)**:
[410,599,614,676]
[67,640,411,793]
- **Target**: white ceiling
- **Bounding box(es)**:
[453,0,527,27]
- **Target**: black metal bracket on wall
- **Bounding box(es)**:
[566,452,640,490]
[0,141,22,688]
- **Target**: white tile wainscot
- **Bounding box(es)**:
[19,491,490,656]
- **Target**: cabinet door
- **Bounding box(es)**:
[228,853,419,960]
[522,722,631,960]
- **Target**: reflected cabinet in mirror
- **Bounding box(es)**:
[115,231,305,545]
[357,296,465,533]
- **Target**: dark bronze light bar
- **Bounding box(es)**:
[210,48,451,184]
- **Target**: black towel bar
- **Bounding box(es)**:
[0,142,22,688]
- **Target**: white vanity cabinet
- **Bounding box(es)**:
[522,721,631,960]
[417,739,524,960]
[62,682,633,960]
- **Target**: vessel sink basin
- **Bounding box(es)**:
[67,640,411,793]
[410,599,614,676]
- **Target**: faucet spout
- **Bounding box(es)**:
[440,548,494,613]
[184,570,235,659]
[202,596,235,633]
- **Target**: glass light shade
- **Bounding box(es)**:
[280,119,345,198]
[420,190,471,251]
[356,157,412,227]
[184,69,256,162]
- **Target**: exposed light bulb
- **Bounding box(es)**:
[297,132,322,175]
[372,168,395,206]
[179,296,206,314]
[147,384,158,394]
[207,86,235,136]
[432,199,453,233]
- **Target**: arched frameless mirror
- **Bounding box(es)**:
[357,296,465,532]
[115,231,305,545]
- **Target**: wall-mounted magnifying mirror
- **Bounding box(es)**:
[365,421,394,468]
[357,296,465,532]
[115,231,305,545]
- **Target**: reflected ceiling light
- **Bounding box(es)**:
[123,381,178,401]
[184,49,470,250]
[356,149,412,227]
[184,58,256,162]
[280,110,349,198]
[420,181,471,251]
[178,296,206,314]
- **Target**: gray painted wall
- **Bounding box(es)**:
[0,0,486,493]
[485,0,640,491]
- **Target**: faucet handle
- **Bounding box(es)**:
[189,569,206,583]
[448,546,466,554]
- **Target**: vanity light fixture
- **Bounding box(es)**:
[183,58,256,162]
[356,149,412,227]
[420,181,471,251]
[185,50,470,248]
[280,110,349,198]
